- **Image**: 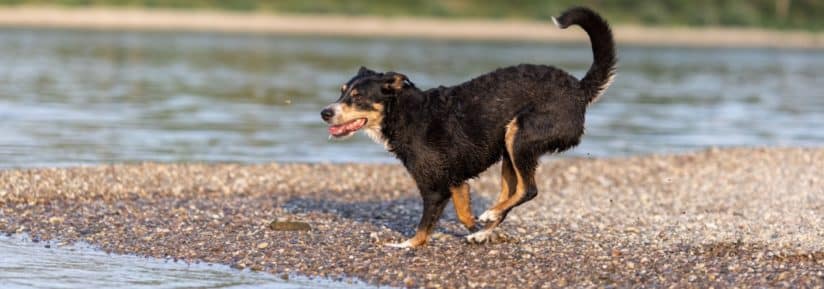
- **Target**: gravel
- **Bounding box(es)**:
[1,147,823,288]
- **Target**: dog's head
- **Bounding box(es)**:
[320,66,415,140]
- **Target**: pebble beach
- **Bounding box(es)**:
[1,147,823,288]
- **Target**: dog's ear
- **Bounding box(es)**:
[381,72,414,95]
[357,66,376,76]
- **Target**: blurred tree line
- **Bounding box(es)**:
[1,0,821,30]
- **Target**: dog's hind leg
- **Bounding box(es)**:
[386,190,450,248]
[450,183,477,231]
[469,153,516,237]
[478,117,538,223]
[469,118,539,243]
[493,153,518,209]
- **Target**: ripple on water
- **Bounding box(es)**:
[0,30,822,168]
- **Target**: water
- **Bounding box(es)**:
[0,29,822,168]
[0,28,822,288]
[0,235,374,289]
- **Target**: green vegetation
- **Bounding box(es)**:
[1,0,821,30]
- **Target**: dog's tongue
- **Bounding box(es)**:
[328,125,348,136]
[328,118,366,137]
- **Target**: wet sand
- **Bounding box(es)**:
[0,7,822,49]
[1,147,823,288]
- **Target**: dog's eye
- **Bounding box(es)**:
[350,90,360,98]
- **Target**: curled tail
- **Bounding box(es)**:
[553,7,617,104]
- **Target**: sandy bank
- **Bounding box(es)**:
[1,147,823,288]
[0,7,822,49]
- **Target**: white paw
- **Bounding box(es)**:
[465,230,493,244]
[384,239,415,248]
[478,210,501,223]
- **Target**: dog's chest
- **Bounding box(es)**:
[363,126,391,151]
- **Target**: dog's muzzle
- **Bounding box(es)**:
[320,107,335,122]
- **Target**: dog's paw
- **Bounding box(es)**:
[465,230,517,244]
[384,239,422,249]
[465,230,493,244]
[478,209,501,223]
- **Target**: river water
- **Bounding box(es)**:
[0,234,374,289]
[0,28,822,288]
[0,29,821,168]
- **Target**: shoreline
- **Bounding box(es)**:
[0,7,821,49]
[2,147,823,287]
[0,234,362,288]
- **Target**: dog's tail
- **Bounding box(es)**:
[553,7,616,104]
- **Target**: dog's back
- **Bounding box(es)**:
[419,7,618,182]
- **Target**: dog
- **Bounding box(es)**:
[320,6,616,248]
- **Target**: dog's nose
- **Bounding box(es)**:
[320,108,334,121]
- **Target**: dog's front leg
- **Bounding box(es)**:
[385,190,450,248]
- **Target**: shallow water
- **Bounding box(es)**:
[0,29,822,168]
[0,235,375,289]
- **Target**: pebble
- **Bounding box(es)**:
[269,220,311,231]
[403,277,415,287]
[1,148,822,288]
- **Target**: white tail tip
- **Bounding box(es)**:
[551,16,561,28]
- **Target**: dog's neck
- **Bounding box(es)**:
[379,88,441,163]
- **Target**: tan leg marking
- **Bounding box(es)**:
[493,118,529,213]
[385,229,429,248]
[479,118,524,224]
[387,189,451,248]
[450,183,476,230]
[496,156,517,205]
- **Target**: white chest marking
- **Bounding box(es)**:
[363,126,391,151]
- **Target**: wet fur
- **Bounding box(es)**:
[322,7,616,247]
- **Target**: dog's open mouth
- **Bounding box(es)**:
[328,118,367,138]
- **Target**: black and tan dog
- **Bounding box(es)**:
[321,7,616,248]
